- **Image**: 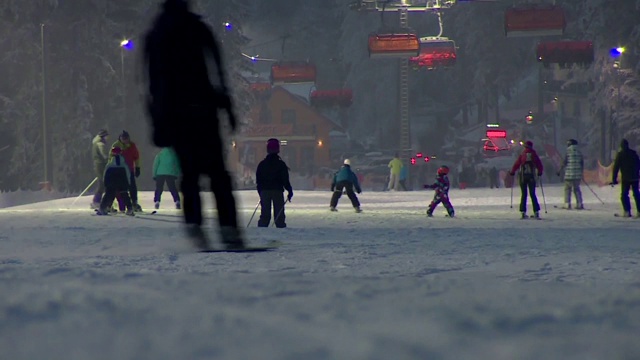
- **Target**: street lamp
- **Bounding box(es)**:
[120,39,133,123]
[608,46,625,162]
[41,23,50,190]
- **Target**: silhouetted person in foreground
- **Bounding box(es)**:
[143,0,244,250]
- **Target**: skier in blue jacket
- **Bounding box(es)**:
[330,159,362,212]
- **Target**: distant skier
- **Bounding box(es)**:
[509,141,544,219]
[111,130,142,212]
[255,138,293,228]
[399,164,408,191]
[424,165,454,217]
[97,147,134,216]
[387,153,403,191]
[153,147,181,210]
[330,159,362,212]
[557,139,584,209]
[91,129,109,209]
[489,166,499,189]
[143,0,244,250]
[611,139,640,217]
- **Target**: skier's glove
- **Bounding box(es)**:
[287,191,293,202]
[330,186,335,192]
[135,167,141,178]
[357,189,362,194]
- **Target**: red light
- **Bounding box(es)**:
[486,130,507,138]
[410,158,416,165]
[424,156,430,162]
[416,152,423,158]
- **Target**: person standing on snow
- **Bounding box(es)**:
[611,139,640,217]
[255,138,293,228]
[424,165,454,217]
[111,130,142,212]
[91,129,109,209]
[330,159,362,212]
[97,147,134,216]
[387,153,403,191]
[509,140,544,219]
[143,0,244,250]
[557,139,584,209]
[153,147,181,210]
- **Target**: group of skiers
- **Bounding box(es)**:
[91,129,182,216]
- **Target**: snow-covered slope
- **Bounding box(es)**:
[1,186,639,360]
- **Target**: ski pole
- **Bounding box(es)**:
[510,175,514,209]
[70,177,98,207]
[539,176,547,213]
[272,198,290,227]
[246,200,261,228]
[582,179,605,204]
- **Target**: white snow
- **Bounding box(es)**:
[1,185,639,360]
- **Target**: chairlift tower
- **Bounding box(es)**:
[351,0,458,163]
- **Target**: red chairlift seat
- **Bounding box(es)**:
[368,33,420,59]
[270,61,317,85]
[409,37,456,69]
[310,89,353,108]
[536,40,594,68]
[504,5,566,37]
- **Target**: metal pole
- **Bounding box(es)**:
[41,24,48,186]
[70,177,98,207]
[121,47,126,124]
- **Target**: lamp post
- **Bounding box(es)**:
[120,39,132,123]
[609,47,625,162]
[41,23,50,190]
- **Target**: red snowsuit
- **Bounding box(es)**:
[425,174,454,216]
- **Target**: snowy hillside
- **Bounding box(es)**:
[1,187,639,360]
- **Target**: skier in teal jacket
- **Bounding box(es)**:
[153,147,181,209]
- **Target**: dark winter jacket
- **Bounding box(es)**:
[144,1,231,146]
[103,155,131,191]
[425,174,450,196]
[561,144,584,181]
[612,140,640,182]
[331,165,361,192]
[256,154,292,194]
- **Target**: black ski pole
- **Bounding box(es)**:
[272,198,290,227]
[246,201,260,228]
[539,176,547,213]
[582,179,605,205]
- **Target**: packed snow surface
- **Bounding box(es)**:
[1,185,639,360]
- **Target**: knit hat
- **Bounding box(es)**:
[525,141,533,149]
[343,159,351,165]
[621,139,629,149]
[567,139,578,146]
[120,130,130,140]
[266,138,280,154]
[98,129,109,137]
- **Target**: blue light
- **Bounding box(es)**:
[224,22,232,31]
[120,39,134,51]
[610,47,625,59]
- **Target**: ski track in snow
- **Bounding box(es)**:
[0,185,639,360]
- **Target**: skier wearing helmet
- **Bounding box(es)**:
[330,159,362,212]
[256,138,293,228]
[424,165,454,217]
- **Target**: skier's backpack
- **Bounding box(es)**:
[520,152,536,181]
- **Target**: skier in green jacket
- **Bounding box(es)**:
[153,147,182,209]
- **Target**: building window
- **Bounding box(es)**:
[281,109,296,125]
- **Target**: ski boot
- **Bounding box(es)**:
[186,224,210,250]
[534,211,540,219]
[562,203,572,209]
[521,212,527,219]
[354,206,362,213]
[330,206,338,212]
[154,201,160,209]
[133,203,143,212]
[426,210,433,217]
[175,201,181,210]
[125,208,135,216]
[96,207,109,216]
[220,227,245,250]
[575,204,584,210]
[90,202,101,210]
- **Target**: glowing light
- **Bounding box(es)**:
[416,152,423,158]
[317,140,323,147]
[410,158,416,165]
[610,47,625,59]
[224,22,232,30]
[120,39,133,51]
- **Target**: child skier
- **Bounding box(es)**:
[153,147,182,209]
[255,138,293,228]
[97,147,134,216]
[330,159,362,212]
[424,165,455,217]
